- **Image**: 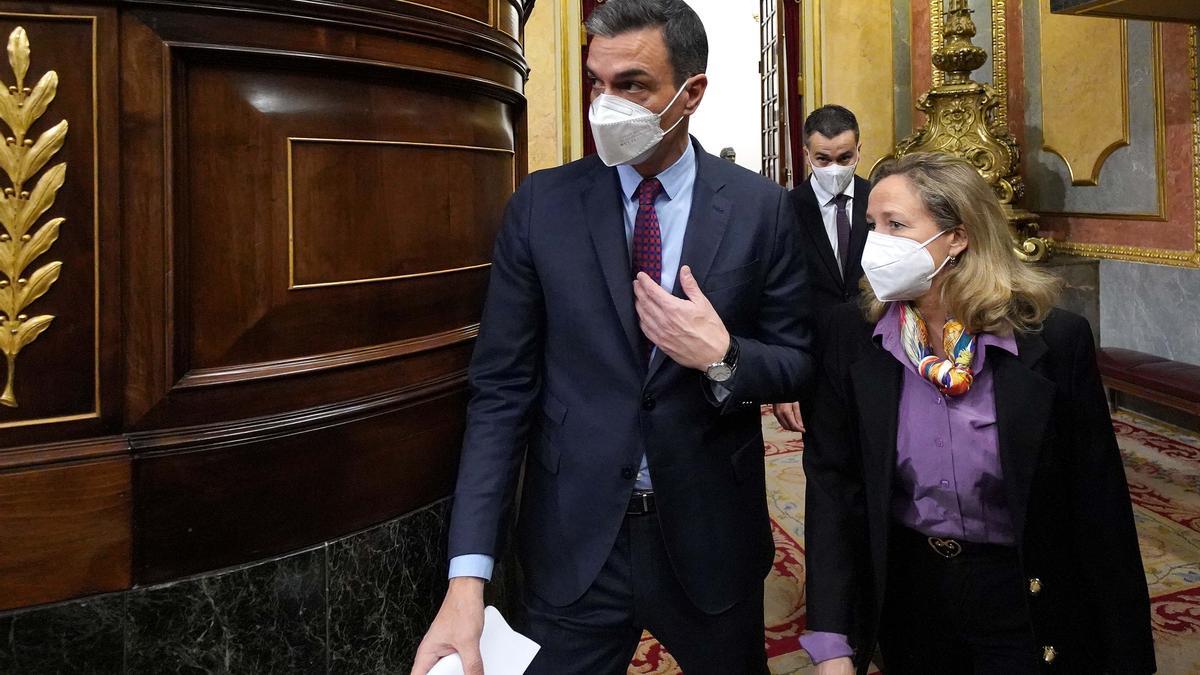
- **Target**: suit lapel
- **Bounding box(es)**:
[850,344,902,519]
[796,180,843,288]
[992,332,1054,547]
[645,150,731,382]
[583,165,641,363]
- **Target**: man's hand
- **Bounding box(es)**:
[772,402,804,432]
[815,656,855,675]
[634,265,730,371]
[410,577,486,675]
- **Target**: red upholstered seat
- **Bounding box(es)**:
[1098,347,1171,376]
[1099,347,1200,416]
[1122,361,1200,405]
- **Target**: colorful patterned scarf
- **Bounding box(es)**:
[898,303,977,396]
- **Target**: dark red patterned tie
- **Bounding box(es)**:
[632,177,664,362]
[834,193,852,280]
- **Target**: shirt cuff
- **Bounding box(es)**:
[448,554,494,581]
[800,631,854,664]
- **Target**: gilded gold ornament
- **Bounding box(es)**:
[895,0,1050,262]
[0,26,67,408]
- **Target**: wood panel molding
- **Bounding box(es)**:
[0,0,528,613]
[130,370,468,456]
[122,0,530,75]
[174,325,479,389]
[123,22,514,427]
[0,435,128,471]
[133,384,469,582]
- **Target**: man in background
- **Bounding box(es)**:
[773,104,870,433]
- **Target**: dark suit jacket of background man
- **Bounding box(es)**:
[448,139,814,614]
[789,175,871,319]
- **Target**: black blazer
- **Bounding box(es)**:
[804,304,1156,674]
[788,175,871,318]
[448,139,814,613]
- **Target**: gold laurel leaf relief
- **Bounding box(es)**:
[0,26,66,408]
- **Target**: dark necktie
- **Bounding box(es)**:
[833,193,852,279]
[632,177,664,362]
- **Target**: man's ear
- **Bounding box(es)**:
[682,74,708,115]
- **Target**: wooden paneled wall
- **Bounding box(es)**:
[0,0,528,610]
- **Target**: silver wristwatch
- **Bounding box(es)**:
[704,337,739,383]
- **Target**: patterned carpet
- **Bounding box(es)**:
[628,408,1200,674]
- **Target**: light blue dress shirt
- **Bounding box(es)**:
[448,143,699,581]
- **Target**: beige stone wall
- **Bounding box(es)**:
[524,1,583,173]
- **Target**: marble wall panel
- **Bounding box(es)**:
[892,0,914,142]
[970,0,993,87]
[525,0,564,172]
[0,499,456,674]
[822,0,896,173]
[328,500,450,675]
[1044,257,1101,345]
[1023,15,1161,216]
[1101,260,1200,365]
[125,547,326,674]
[0,593,125,674]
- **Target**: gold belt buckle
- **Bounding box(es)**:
[927,536,963,559]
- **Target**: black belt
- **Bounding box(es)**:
[627,490,656,515]
[893,524,1015,560]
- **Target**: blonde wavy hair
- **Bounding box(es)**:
[860,153,1060,335]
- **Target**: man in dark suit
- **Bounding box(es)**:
[411,2,813,674]
[773,105,869,433]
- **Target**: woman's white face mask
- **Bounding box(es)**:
[860,228,956,302]
[588,82,688,167]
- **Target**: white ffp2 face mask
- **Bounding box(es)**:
[860,229,955,302]
[588,83,688,167]
[810,161,857,195]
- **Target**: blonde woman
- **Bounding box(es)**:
[799,153,1155,674]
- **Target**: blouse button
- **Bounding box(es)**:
[935,437,945,447]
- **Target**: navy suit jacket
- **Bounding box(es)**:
[447,140,814,613]
[788,175,871,318]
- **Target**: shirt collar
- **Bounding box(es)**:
[873,302,1019,375]
[617,138,697,203]
[809,169,856,207]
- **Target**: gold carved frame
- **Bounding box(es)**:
[0,13,101,430]
[1048,25,1197,267]
[930,1,1197,267]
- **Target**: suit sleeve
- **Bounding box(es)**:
[719,188,813,407]
[801,308,870,650]
[446,177,544,561]
[1063,316,1156,673]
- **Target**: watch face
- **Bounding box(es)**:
[706,363,733,382]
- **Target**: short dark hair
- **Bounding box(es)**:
[585,0,708,87]
[803,104,860,145]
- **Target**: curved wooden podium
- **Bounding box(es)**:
[0,0,529,611]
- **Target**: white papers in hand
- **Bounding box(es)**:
[426,606,540,675]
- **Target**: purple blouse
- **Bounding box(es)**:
[801,303,1019,664]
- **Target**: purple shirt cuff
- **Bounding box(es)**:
[800,631,854,664]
